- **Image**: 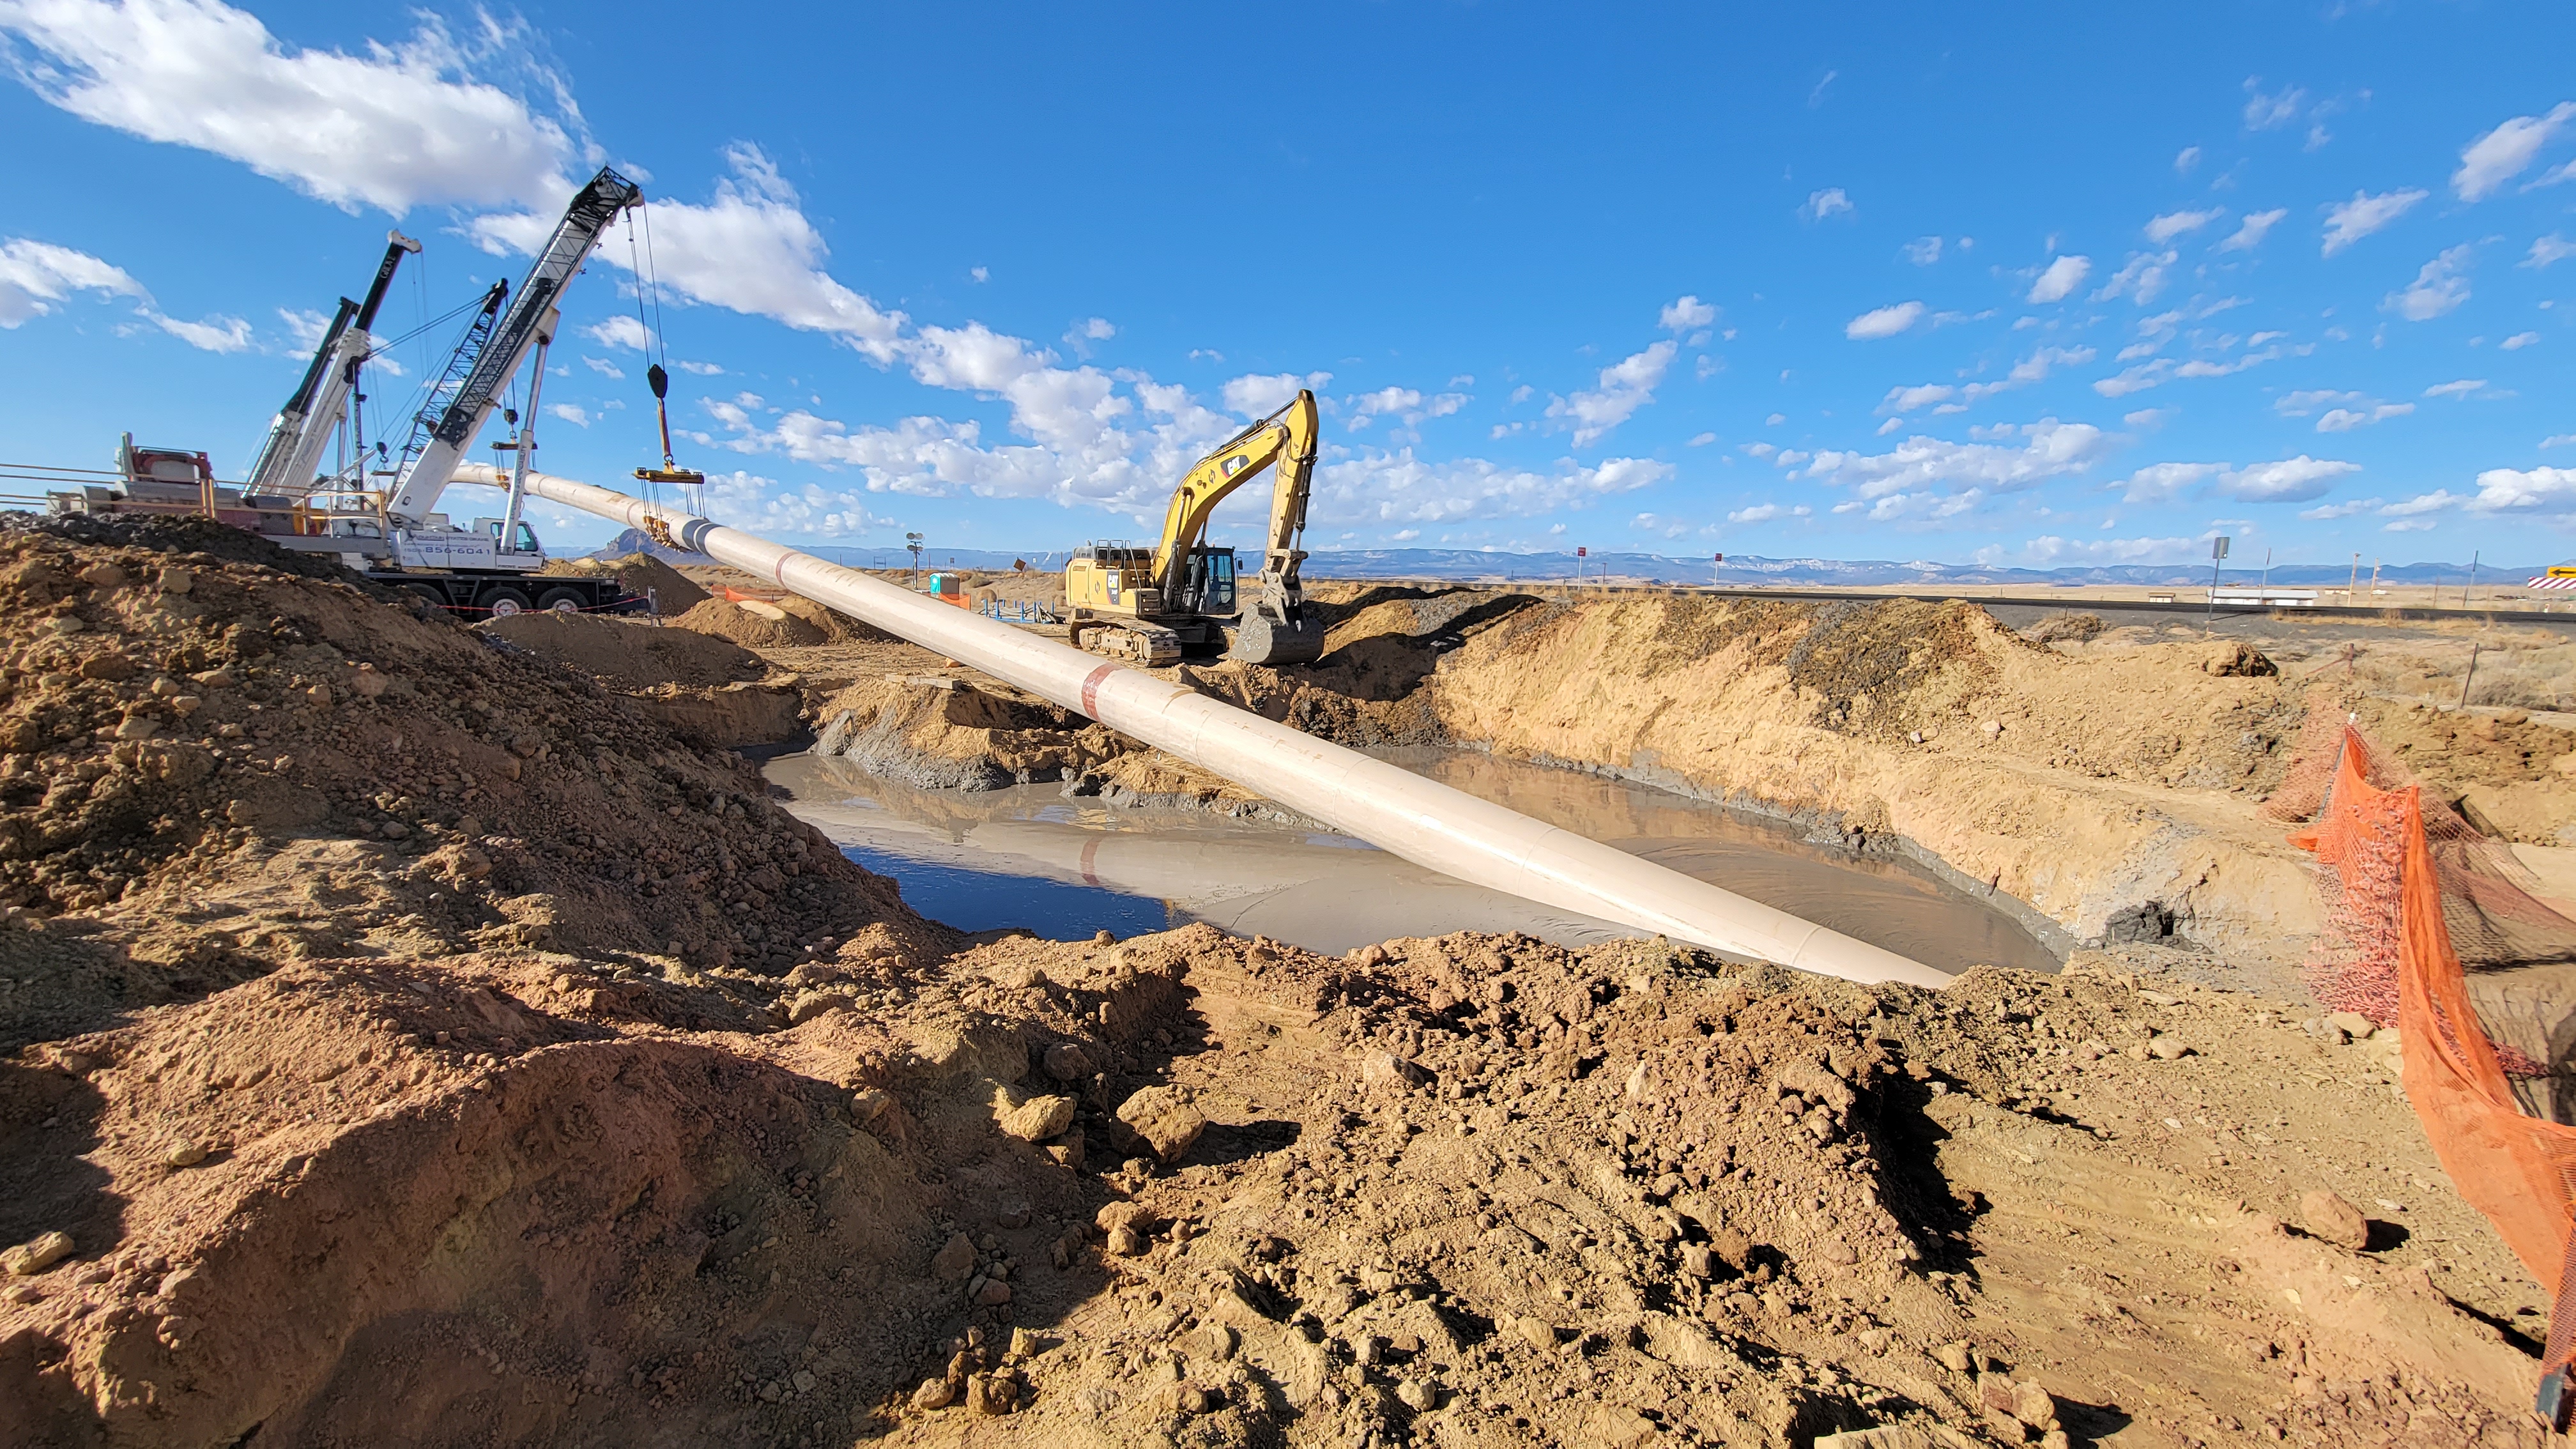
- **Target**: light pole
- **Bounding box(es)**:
[906,532,924,588]
[2205,535,2230,620]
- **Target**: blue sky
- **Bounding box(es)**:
[1,1,2571,568]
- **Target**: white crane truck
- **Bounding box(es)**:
[52,167,647,618]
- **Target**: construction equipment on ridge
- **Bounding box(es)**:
[1062,387,1326,667]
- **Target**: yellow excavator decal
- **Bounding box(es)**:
[1063,388,1325,667]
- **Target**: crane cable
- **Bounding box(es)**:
[623,199,703,519]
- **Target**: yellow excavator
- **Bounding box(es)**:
[1064,388,1326,667]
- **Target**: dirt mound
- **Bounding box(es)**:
[8,912,2543,1446]
[0,519,927,1053]
[540,551,710,615]
[477,610,765,691]
[672,597,829,650]
[813,675,1131,791]
[2025,611,2104,645]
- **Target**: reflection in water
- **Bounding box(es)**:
[1381,749,2057,976]
[767,749,2057,976]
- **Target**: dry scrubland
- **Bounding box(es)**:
[1,529,2572,1447]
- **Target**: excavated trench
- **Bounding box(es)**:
[767,747,2059,975]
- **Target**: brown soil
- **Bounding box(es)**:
[478,611,767,692]
[4,910,2545,1447]
[540,551,711,615]
[1,532,2559,1447]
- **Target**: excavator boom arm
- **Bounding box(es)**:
[1149,390,1318,595]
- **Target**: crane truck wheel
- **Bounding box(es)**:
[536,586,587,615]
[479,585,535,618]
[399,582,451,615]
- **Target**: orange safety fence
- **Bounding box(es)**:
[2285,724,2576,1423]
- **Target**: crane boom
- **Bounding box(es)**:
[388,167,640,525]
[242,231,419,496]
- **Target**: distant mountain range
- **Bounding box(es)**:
[589,528,2553,588]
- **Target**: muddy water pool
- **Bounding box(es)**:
[766,748,2057,975]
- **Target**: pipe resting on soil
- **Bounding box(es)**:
[460,464,1950,988]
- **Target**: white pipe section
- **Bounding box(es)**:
[464,463,1951,988]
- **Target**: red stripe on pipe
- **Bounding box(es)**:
[1079,663,1116,721]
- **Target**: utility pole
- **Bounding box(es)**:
[2466,550,2479,608]
[2349,553,2359,604]
[2205,535,2230,620]
[2370,558,2381,600]
[2261,548,2272,593]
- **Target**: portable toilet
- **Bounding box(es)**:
[925,572,970,608]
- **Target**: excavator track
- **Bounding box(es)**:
[1070,620,1184,668]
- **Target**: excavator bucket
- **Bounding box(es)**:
[1229,608,1325,666]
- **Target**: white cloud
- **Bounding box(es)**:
[2219,456,2360,503]
[2316,402,2413,431]
[1846,300,1927,339]
[2459,466,2576,513]
[2453,103,2576,202]
[1349,387,1422,425]
[586,315,651,351]
[2115,462,2225,503]
[2423,378,2486,399]
[2218,208,2287,252]
[2020,534,2199,564]
[1687,431,1717,447]
[582,355,625,379]
[1222,371,1332,418]
[2090,250,2177,305]
[1880,383,1954,414]
[1313,452,1675,525]
[2145,208,2226,243]
[548,402,590,428]
[1800,188,1853,222]
[2124,407,2177,429]
[1726,502,1811,524]
[2298,497,2384,519]
[2545,434,2576,449]
[0,234,243,349]
[0,0,578,214]
[2242,79,2305,130]
[2529,235,2576,269]
[0,236,143,325]
[151,310,251,352]
[2501,331,2541,350]
[1545,340,1675,445]
[1903,236,1942,266]
[2384,245,2472,321]
[276,305,329,350]
[1803,419,2109,512]
[2274,388,2361,417]
[2321,189,2428,256]
[699,468,889,539]
[2379,491,2462,518]
[673,359,724,376]
[2174,146,2202,174]
[1659,295,1716,330]
[2026,256,2090,305]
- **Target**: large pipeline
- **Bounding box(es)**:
[459,464,1950,988]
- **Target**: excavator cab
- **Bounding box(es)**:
[1175,547,1236,615]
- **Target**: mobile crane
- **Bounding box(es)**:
[1063,388,1326,666]
[52,169,646,617]
[240,229,420,496]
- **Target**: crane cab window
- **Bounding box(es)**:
[513,521,538,551]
